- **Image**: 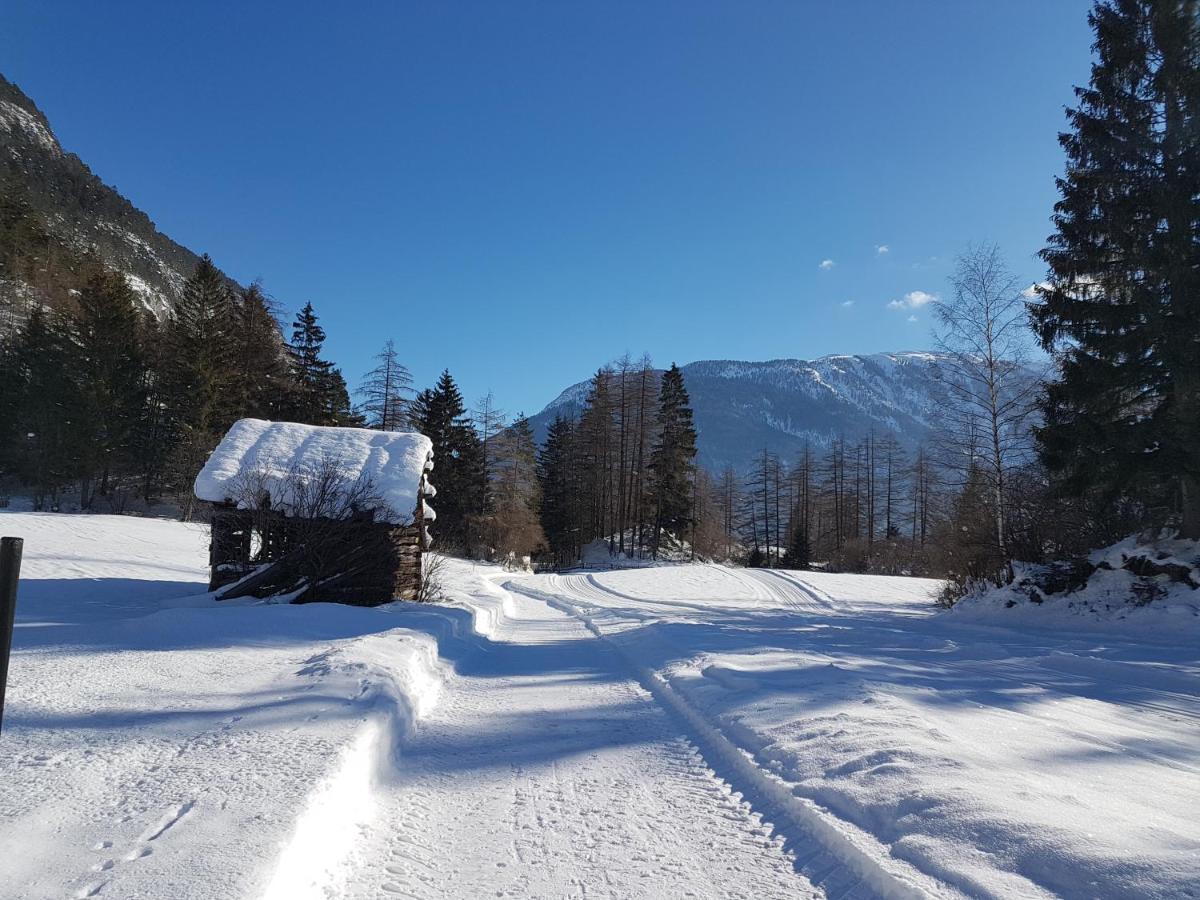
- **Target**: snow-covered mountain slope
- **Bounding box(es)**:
[527,351,957,473]
[0,73,230,317]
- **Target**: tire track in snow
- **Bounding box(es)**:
[509,579,957,900]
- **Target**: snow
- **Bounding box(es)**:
[3,511,1196,898]
[0,100,60,155]
[507,565,1200,899]
[954,536,1200,635]
[193,418,434,525]
[0,511,446,899]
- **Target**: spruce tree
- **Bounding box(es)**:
[410,370,485,548]
[649,363,698,556]
[168,254,238,437]
[9,305,81,508]
[578,367,616,548]
[785,523,811,569]
[163,255,239,511]
[286,301,357,426]
[233,283,293,421]
[1034,0,1200,537]
[538,414,579,567]
[73,267,146,501]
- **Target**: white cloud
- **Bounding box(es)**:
[907,314,918,323]
[819,259,835,270]
[841,300,855,307]
[888,290,937,310]
[875,244,889,255]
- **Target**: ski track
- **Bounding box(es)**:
[346,587,822,900]
[516,565,1200,900]
[510,576,944,900]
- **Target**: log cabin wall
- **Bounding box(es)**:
[206,488,427,605]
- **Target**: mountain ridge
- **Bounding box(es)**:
[526,351,956,473]
[0,72,233,318]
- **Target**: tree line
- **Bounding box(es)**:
[0,245,356,513]
[0,0,1194,593]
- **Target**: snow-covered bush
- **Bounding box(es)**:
[950,535,1200,627]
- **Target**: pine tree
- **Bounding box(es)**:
[358,339,412,430]
[1034,0,1200,537]
[649,363,698,556]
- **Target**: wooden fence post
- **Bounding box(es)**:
[0,536,23,735]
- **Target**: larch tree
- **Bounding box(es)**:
[473,391,508,513]
[1034,0,1200,538]
[359,339,413,431]
[483,414,545,563]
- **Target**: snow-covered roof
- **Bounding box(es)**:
[194,419,434,525]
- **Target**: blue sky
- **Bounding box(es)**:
[3,1,1093,416]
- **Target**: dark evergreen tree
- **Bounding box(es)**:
[1034,0,1200,537]
[131,313,173,503]
[578,367,616,548]
[162,255,240,513]
[168,254,238,436]
[649,363,698,556]
[537,415,579,567]
[785,523,811,569]
[7,305,81,508]
[72,267,146,503]
[232,283,294,421]
[286,301,357,426]
[409,370,485,548]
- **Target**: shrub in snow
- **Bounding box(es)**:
[951,534,1200,627]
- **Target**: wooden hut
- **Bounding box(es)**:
[194,419,435,605]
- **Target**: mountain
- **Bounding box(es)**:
[0,73,226,318]
[526,352,958,474]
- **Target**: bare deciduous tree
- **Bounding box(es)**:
[933,244,1041,572]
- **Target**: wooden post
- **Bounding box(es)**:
[0,536,23,735]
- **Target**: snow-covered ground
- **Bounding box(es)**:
[514,566,1200,899]
[2,511,1197,899]
[0,513,446,899]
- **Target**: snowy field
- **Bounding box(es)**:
[1,512,1197,899]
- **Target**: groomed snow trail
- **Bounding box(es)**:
[345,585,822,900]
